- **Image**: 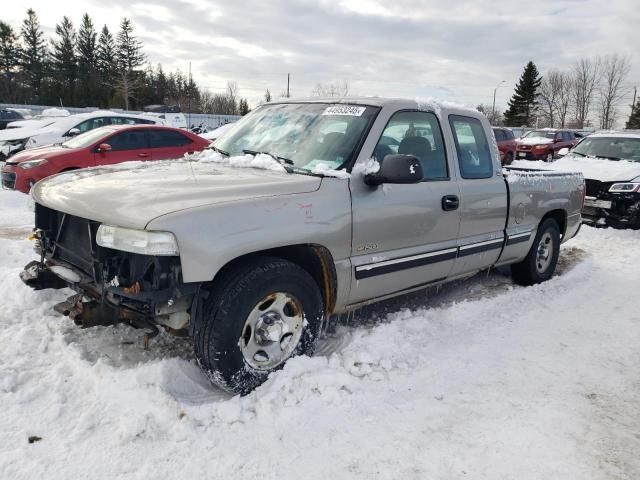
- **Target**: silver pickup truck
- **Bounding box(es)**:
[21,98,585,394]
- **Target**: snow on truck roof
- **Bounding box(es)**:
[588,130,640,139]
[269,97,480,117]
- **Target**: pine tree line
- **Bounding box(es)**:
[0,9,250,115]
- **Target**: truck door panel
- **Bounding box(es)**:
[447,115,508,276]
[349,110,461,304]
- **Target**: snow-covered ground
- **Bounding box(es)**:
[1,188,639,479]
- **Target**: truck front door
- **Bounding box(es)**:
[349,109,461,304]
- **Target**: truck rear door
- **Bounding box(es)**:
[447,115,508,277]
[349,109,461,304]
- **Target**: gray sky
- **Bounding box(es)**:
[4,0,639,121]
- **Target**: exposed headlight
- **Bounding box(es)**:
[19,159,47,169]
[609,183,640,193]
[96,225,179,256]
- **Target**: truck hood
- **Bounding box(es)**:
[31,160,323,229]
[546,155,640,182]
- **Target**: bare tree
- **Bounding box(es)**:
[597,54,631,129]
[538,73,558,127]
[476,104,503,125]
[572,57,601,128]
[311,80,350,97]
[554,72,573,128]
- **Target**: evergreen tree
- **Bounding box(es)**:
[114,18,145,109]
[20,8,47,103]
[77,13,97,106]
[626,101,640,129]
[96,25,117,107]
[239,98,250,115]
[50,16,77,106]
[0,21,20,102]
[264,88,271,103]
[503,61,542,126]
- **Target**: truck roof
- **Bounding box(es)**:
[269,96,483,118]
[589,129,640,139]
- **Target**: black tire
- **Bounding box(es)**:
[511,218,561,286]
[503,152,514,165]
[193,257,324,395]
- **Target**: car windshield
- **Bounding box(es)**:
[214,103,379,171]
[524,130,556,139]
[61,127,115,149]
[572,137,640,162]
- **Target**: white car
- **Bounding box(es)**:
[142,112,187,129]
[199,122,236,141]
[0,111,161,159]
[545,130,640,228]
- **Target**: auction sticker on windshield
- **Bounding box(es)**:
[322,105,366,116]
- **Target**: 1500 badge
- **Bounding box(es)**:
[356,243,379,252]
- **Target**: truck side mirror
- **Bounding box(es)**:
[364,154,423,186]
[557,147,569,157]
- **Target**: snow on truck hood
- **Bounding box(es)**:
[31,158,322,230]
[545,155,640,182]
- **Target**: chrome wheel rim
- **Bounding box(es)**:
[240,292,304,370]
[536,232,553,273]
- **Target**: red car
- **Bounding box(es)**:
[515,129,578,162]
[2,125,210,193]
[492,127,518,165]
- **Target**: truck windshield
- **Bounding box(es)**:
[213,103,379,171]
[572,137,640,162]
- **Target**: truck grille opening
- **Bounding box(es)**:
[585,179,614,198]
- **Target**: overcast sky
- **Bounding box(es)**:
[4,0,640,118]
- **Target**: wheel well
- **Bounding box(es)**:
[542,209,567,237]
[60,167,79,172]
[212,245,338,314]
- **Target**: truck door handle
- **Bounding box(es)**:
[137,153,149,158]
[442,195,459,211]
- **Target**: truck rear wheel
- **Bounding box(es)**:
[193,257,324,395]
[511,218,560,286]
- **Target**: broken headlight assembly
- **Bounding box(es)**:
[96,225,179,256]
[609,183,640,193]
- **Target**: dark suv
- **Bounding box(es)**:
[515,129,578,162]
[0,109,24,129]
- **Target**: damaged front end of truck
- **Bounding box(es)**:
[582,179,640,229]
[21,203,198,344]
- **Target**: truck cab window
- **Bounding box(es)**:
[373,111,448,180]
[449,115,493,179]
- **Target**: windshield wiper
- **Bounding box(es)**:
[595,155,620,161]
[572,151,586,157]
[242,149,295,171]
[209,145,230,156]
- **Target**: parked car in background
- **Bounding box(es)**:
[0,111,161,160]
[19,98,584,394]
[492,127,517,165]
[515,129,578,162]
[1,125,209,193]
[0,108,25,129]
[200,122,236,142]
[143,105,187,129]
[546,131,640,228]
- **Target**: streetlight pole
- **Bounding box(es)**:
[492,80,506,123]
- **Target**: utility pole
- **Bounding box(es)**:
[632,86,637,116]
[492,80,506,124]
[187,61,192,128]
[287,73,290,98]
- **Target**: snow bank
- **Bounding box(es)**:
[41,108,70,117]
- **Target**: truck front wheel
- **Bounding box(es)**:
[511,218,560,286]
[193,257,324,395]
